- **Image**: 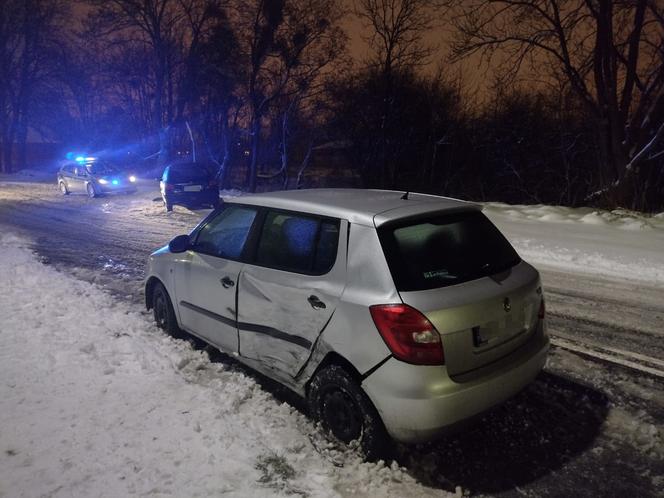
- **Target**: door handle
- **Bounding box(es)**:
[307,295,326,310]
[220,276,235,288]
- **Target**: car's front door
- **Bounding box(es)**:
[238,210,347,377]
[174,205,259,353]
[72,165,88,193]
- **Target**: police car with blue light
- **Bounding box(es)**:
[57,156,137,198]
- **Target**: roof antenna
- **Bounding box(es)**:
[401,191,410,200]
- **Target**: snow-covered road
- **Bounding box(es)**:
[1,178,662,496]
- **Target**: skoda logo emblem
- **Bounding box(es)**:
[503,297,511,312]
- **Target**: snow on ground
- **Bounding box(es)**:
[484,203,664,287]
[0,233,454,498]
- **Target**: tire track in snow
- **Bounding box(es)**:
[550,336,664,379]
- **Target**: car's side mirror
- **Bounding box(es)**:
[169,234,191,253]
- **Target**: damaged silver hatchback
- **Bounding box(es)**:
[145,189,549,457]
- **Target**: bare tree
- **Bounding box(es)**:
[355,0,441,187]
[236,0,345,192]
[449,0,664,210]
[86,0,186,163]
[0,0,67,172]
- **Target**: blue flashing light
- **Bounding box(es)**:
[75,156,85,163]
[112,179,119,185]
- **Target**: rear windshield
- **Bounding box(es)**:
[165,164,210,183]
[378,210,521,291]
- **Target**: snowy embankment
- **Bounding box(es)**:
[484,203,664,287]
[0,233,453,498]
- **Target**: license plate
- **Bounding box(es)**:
[184,185,202,192]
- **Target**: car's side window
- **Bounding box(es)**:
[256,211,340,274]
[193,205,258,260]
[313,220,340,273]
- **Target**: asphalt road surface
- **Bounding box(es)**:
[1,179,662,497]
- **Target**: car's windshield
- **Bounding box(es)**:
[86,162,119,175]
[378,210,521,291]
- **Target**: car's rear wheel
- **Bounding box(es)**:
[165,200,173,212]
[86,183,97,198]
[59,181,69,195]
[308,364,390,460]
[152,282,181,337]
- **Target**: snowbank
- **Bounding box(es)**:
[484,203,664,287]
[0,233,453,498]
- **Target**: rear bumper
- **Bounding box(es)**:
[163,190,218,207]
[361,324,549,443]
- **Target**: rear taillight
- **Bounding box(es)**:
[369,304,444,365]
[164,183,174,192]
[538,298,546,320]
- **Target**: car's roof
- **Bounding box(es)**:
[229,189,480,226]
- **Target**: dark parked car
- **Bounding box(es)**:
[160,163,220,211]
[57,159,137,198]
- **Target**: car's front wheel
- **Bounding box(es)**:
[59,181,69,195]
[152,282,181,337]
[308,364,390,460]
[86,183,98,198]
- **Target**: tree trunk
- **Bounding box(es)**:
[218,116,231,188]
[159,126,172,166]
[248,117,260,192]
[295,138,315,189]
[280,109,289,189]
[15,117,27,170]
[2,118,16,174]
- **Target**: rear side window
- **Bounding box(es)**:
[378,210,521,291]
[193,205,258,259]
[256,211,339,274]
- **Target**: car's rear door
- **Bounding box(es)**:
[59,165,75,191]
[173,204,259,353]
[237,210,347,377]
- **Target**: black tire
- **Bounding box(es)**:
[308,364,391,460]
[152,282,182,337]
[165,201,173,212]
[59,181,69,195]
[86,183,97,198]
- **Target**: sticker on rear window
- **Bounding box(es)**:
[423,270,456,280]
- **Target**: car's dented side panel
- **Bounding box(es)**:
[308,224,396,376]
[237,220,349,377]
